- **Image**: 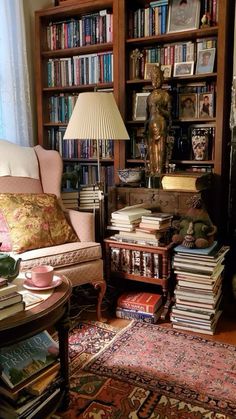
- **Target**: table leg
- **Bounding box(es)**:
[56,302,70,409]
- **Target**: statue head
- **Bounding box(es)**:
[150,66,164,89]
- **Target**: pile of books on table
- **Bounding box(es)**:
[0,330,61,419]
[170,242,230,335]
[0,279,25,321]
[61,190,79,210]
[79,184,103,210]
[108,205,173,246]
[116,291,163,324]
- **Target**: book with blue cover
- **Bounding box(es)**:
[0,331,59,389]
[174,241,218,256]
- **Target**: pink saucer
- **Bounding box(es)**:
[23,275,62,291]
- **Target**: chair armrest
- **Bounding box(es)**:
[65,209,95,242]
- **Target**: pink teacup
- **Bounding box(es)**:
[25,265,54,288]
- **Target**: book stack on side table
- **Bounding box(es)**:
[116,291,163,323]
[0,279,25,321]
[79,185,103,210]
[170,242,230,335]
[0,330,61,418]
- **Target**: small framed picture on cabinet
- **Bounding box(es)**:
[167,0,201,33]
[196,48,216,74]
[144,63,159,80]
[133,92,149,121]
[173,61,194,77]
[179,93,198,119]
[161,64,172,79]
[198,93,214,118]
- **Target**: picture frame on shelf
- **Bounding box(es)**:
[198,93,214,118]
[196,48,216,74]
[189,124,215,161]
[133,92,149,121]
[144,63,159,80]
[161,64,172,79]
[179,93,198,119]
[167,0,201,33]
[173,61,194,77]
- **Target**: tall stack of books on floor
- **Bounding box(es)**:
[116,291,163,324]
[0,279,25,321]
[79,185,103,210]
[108,205,173,246]
[170,242,230,335]
[0,331,61,418]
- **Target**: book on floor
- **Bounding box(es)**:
[0,330,59,389]
[116,305,163,324]
[161,172,212,191]
[117,291,163,314]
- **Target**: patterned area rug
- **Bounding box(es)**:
[60,321,236,418]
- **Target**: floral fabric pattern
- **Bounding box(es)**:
[0,193,78,253]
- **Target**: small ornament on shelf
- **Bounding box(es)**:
[130,49,143,79]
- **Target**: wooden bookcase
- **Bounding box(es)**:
[35,0,235,233]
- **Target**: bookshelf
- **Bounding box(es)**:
[35,0,235,232]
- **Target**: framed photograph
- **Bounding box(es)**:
[167,0,201,33]
[198,93,214,118]
[161,64,172,79]
[179,93,198,119]
[144,62,159,80]
[133,92,149,121]
[189,124,215,161]
[196,48,216,74]
[173,61,194,77]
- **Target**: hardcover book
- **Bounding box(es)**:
[0,330,59,389]
[117,291,162,314]
[0,301,25,321]
[0,291,23,309]
[161,172,212,191]
[116,306,163,323]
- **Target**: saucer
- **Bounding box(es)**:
[23,275,63,291]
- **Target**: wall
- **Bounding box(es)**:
[23,0,53,144]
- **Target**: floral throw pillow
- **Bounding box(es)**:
[0,193,78,253]
[0,212,12,251]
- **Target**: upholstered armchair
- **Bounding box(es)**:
[0,140,106,321]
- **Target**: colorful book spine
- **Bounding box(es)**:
[116,307,162,323]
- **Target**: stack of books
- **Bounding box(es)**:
[61,190,79,210]
[0,279,25,321]
[170,242,230,335]
[79,185,103,210]
[108,207,173,246]
[116,291,163,323]
[0,331,61,419]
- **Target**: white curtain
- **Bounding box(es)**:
[0,0,33,146]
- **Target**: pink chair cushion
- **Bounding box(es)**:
[0,212,12,251]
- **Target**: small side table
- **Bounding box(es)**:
[0,276,72,414]
[104,238,174,319]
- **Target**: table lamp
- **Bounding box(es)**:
[63,92,130,184]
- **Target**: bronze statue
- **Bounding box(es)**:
[145,66,172,175]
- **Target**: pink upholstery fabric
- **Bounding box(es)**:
[0,177,42,193]
[0,212,11,251]
[34,146,63,198]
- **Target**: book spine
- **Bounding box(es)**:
[116,307,157,323]
[117,300,154,313]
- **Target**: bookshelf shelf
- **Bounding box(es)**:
[43,83,113,92]
[41,42,113,57]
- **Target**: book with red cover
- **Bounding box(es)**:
[117,291,162,314]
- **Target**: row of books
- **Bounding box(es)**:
[116,291,163,324]
[46,10,113,50]
[47,52,113,87]
[61,190,79,210]
[49,93,78,123]
[78,185,103,210]
[47,127,114,160]
[0,280,25,321]
[0,330,61,419]
[170,242,229,335]
[128,1,218,39]
[111,247,160,278]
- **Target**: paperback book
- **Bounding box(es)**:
[116,306,163,324]
[117,291,162,313]
[0,331,59,389]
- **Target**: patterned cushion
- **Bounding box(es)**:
[0,212,12,251]
[0,193,78,253]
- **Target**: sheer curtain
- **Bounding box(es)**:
[0,0,33,146]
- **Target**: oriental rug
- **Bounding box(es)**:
[59,321,236,419]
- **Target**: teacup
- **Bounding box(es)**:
[25,265,54,288]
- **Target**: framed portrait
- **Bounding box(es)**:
[179,93,198,119]
[144,62,159,80]
[167,0,201,33]
[173,61,194,77]
[196,48,216,74]
[198,93,214,118]
[133,92,149,121]
[161,64,172,79]
[189,124,215,161]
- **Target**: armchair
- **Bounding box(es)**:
[0,140,106,321]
